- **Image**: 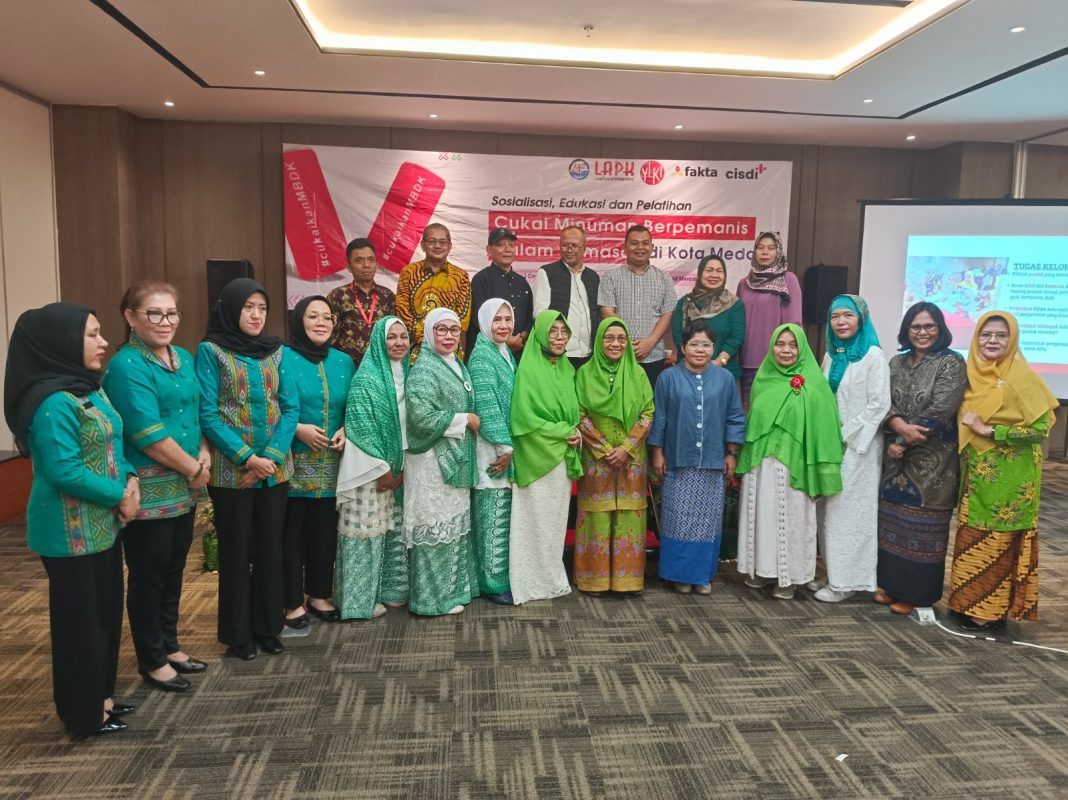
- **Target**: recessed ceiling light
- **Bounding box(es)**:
[163,100,175,107]
[428,113,438,119]
[906,135,917,141]
[1010,26,1026,33]
[674,124,684,130]
[254,69,266,76]
[863,98,874,104]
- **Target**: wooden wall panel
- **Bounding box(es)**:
[52,106,125,346]
[809,146,916,292]
[1023,144,1068,198]
[958,142,1013,198]
[161,122,267,351]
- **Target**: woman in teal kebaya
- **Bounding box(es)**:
[197,279,299,660]
[5,303,139,739]
[280,296,355,627]
[104,281,211,694]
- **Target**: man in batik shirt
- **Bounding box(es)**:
[396,223,472,358]
[326,237,397,367]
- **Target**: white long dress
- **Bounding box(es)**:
[818,347,891,592]
[737,457,818,587]
[509,461,572,604]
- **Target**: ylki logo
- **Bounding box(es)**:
[639,160,665,185]
[569,158,591,180]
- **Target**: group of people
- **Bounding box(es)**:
[4,222,1056,742]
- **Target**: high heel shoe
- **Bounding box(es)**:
[167,657,208,674]
[107,703,135,716]
[78,714,128,739]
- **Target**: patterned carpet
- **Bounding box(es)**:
[1,465,1066,799]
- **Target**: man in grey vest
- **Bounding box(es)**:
[533,225,599,370]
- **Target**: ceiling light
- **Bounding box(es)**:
[674,124,684,130]
[906,135,917,141]
[863,98,874,103]
[163,100,175,107]
[1010,26,1026,33]
[428,113,438,119]
[254,69,266,76]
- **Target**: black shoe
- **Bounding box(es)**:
[227,642,257,661]
[167,657,208,674]
[284,613,310,629]
[107,703,135,716]
[307,606,340,623]
[958,617,1007,633]
[256,636,284,655]
[78,714,128,739]
[140,670,192,693]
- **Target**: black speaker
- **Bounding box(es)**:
[206,259,255,308]
[802,264,848,327]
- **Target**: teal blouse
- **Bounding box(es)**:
[103,336,207,519]
[670,298,746,380]
[281,346,355,498]
[26,389,134,558]
[196,342,299,489]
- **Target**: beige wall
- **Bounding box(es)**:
[0,85,61,451]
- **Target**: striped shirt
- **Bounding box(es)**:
[598,264,678,363]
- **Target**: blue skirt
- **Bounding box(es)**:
[658,467,725,585]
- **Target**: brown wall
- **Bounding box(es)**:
[50,106,1067,355]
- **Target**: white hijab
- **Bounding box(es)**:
[477,298,515,369]
[424,307,462,376]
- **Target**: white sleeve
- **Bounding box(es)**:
[533,269,551,315]
[336,439,391,500]
[445,412,469,439]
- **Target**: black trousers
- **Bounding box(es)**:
[41,543,123,737]
[282,496,339,608]
[640,359,666,389]
[123,510,195,671]
[208,483,289,646]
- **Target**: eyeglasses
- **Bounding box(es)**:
[602,335,628,344]
[433,325,462,336]
[548,330,571,340]
[560,243,584,251]
[978,331,1010,341]
[908,323,938,334]
[686,341,714,350]
[138,309,182,325]
[423,238,450,247]
[304,313,336,325]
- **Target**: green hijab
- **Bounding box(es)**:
[345,316,407,474]
[510,310,583,487]
[736,323,843,497]
[576,317,653,432]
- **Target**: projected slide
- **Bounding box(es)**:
[904,235,1068,370]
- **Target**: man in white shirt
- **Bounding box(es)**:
[533,226,599,370]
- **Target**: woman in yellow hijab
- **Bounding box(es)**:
[949,311,1058,632]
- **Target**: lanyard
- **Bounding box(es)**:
[352,289,378,327]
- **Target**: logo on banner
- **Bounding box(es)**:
[569,159,591,180]
[639,160,665,186]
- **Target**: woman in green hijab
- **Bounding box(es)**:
[736,323,843,600]
[335,316,411,620]
[574,318,654,595]
[509,310,583,604]
[403,308,481,616]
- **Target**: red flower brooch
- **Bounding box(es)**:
[790,375,805,395]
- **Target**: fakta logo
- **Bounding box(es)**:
[639,160,665,185]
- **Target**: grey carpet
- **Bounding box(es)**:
[0,465,1066,799]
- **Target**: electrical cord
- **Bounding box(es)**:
[930,615,1068,655]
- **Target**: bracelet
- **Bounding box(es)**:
[188,462,205,481]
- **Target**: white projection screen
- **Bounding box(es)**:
[858,200,1068,399]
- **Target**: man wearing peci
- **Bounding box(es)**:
[533,225,598,371]
[395,223,472,358]
[598,224,677,387]
[467,227,534,359]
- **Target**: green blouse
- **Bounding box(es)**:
[670,298,746,379]
[281,346,356,498]
[26,389,134,558]
[960,411,1052,532]
[196,342,299,489]
[103,336,207,519]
